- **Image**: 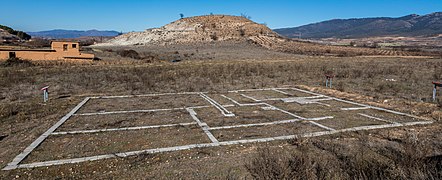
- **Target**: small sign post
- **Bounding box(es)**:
[41,86,49,103]
[325,74,335,88]
[433,81,442,102]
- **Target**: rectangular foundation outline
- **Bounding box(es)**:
[2,87,433,170]
[8,120,431,170]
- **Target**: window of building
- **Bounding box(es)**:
[72,44,77,48]
[63,44,68,51]
[8,52,16,59]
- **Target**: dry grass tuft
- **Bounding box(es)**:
[245,132,441,180]
[0,58,34,67]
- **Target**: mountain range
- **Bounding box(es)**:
[27,29,121,39]
[274,12,442,39]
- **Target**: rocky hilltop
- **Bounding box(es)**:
[98,15,279,46]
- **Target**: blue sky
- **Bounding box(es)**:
[2,0,441,32]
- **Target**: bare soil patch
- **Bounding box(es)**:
[211,122,323,141]
[278,88,316,97]
[360,108,422,123]
[318,113,388,130]
[222,92,257,104]
[23,125,209,163]
[268,101,332,118]
[58,109,193,131]
[204,93,234,106]
[241,89,291,100]
[323,99,366,108]
[78,94,208,113]
[194,106,294,127]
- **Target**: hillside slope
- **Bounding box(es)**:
[98,15,279,46]
[0,29,18,41]
[0,25,31,40]
[274,12,442,39]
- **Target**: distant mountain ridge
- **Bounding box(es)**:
[28,29,121,39]
[274,12,442,39]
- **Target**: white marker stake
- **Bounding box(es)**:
[41,86,49,103]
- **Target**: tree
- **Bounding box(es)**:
[210,33,218,41]
[17,31,23,39]
[180,13,184,19]
[240,13,252,20]
[349,41,356,47]
[239,29,246,36]
[20,31,31,40]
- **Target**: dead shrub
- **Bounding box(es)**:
[425,155,442,179]
[23,38,51,48]
[335,82,345,92]
[245,147,292,179]
[343,156,396,179]
[437,99,442,108]
[0,57,34,67]
[128,153,155,165]
[434,68,442,81]
[117,49,141,59]
[431,111,442,121]
[225,167,241,180]
[246,133,440,180]
[245,146,340,180]
[0,105,19,119]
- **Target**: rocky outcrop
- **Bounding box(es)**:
[97,15,279,46]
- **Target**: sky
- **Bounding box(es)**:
[2,0,441,32]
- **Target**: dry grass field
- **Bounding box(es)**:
[0,48,441,178]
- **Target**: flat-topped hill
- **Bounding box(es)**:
[99,15,279,46]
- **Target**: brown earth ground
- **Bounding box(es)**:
[0,44,441,179]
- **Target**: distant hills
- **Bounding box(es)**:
[0,25,31,40]
[28,29,121,39]
[274,12,442,39]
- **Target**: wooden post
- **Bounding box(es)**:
[325,74,335,88]
[432,82,442,102]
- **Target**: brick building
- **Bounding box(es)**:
[0,41,94,60]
